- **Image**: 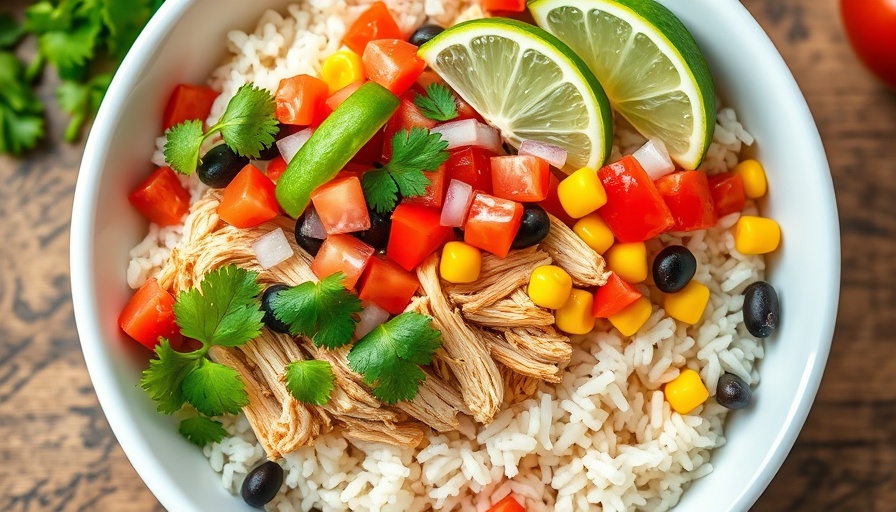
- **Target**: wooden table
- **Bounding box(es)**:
[0,0,889,510]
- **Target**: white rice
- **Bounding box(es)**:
[130,1,765,510]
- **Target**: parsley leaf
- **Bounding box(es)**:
[56,73,111,142]
[37,19,101,79]
[271,273,363,349]
[0,14,25,49]
[283,360,336,406]
[101,0,156,60]
[174,264,264,348]
[347,312,442,405]
[164,84,278,174]
[178,416,229,447]
[0,52,45,155]
[182,360,250,416]
[361,127,449,213]
[414,83,458,122]
[140,339,202,414]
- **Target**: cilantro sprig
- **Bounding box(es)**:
[283,360,336,406]
[414,83,458,122]
[164,83,278,174]
[179,416,228,447]
[361,128,450,213]
[270,273,363,349]
[347,312,442,405]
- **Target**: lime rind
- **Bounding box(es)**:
[419,18,613,171]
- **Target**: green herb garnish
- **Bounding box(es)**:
[270,273,363,349]
[414,83,458,122]
[178,416,228,447]
[283,360,336,406]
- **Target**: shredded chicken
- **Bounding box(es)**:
[540,214,611,287]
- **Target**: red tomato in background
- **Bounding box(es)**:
[841,0,896,88]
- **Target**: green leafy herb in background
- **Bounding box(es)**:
[0,0,165,156]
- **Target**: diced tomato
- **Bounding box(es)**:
[218,165,280,228]
[351,128,386,166]
[337,163,370,181]
[454,94,484,122]
[119,278,181,351]
[387,203,452,271]
[491,155,550,202]
[326,81,363,111]
[482,0,527,12]
[266,156,288,183]
[446,146,494,193]
[464,193,524,258]
[592,274,642,318]
[343,1,403,55]
[128,166,191,226]
[162,84,218,131]
[275,75,329,125]
[538,173,576,226]
[403,164,447,208]
[357,256,420,314]
[362,39,426,96]
[416,70,444,89]
[487,495,526,512]
[707,172,747,217]
[309,102,334,128]
[311,234,375,289]
[654,171,718,232]
[311,176,371,234]
[598,156,674,243]
[383,93,439,159]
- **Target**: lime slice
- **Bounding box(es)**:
[275,82,399,217]
[418,18,612,172]
[530,0,716,169]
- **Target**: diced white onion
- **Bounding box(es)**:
[252,228,294,269]
[354,302,390,340]
[277,128,315,163]
[440,179,474,227]
[300,208,327,240]
[431,119,503,154]
[633,139,675,180]
[519,139,568,169]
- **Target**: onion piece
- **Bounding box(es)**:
[277,128,315,163]
[354,302,390,339]
[299,208,327,240]
[519,139,568,169]
[633,139,675,180]
[431,119,503,154]
[252,228,294,269]
[440,179,475,227]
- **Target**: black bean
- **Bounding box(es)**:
[743,281,779,338]
[652,245,697,293]
[409,24,444,46]
[511,204,551,249]
[197,144,249,188]
[261,284,292,334]
[716,373,752,410]
[353,208,392,251]
[241,461,283,508]
[294,212,325,256]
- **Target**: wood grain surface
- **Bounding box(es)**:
[0,0,890,510]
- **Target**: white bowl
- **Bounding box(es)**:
[71,1,840,510]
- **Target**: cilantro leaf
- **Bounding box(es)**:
[0,14,25,49]
[56,74,111,142]
[37,13,102,80]
[101,0,156,60]
[361,128,449,213]
[271,273,363,349]
[174,264,264,348]
[182,360,249,416]
[347,312,442,405]
[140,339,202,414]
[163,120,205,174]
[0,52,44,155]
[414,83,458,122]
[214,83,278,159]
[178,416,229,447]
[24,1,73,33]
[283,360,336,406]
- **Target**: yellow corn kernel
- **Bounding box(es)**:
[664,369,709,415]
[573,213,615,254]
[608,297,652,337]
[664,280,710,325]
[528,265,573,309]
[604,242,648,284]
[557,167,607,219]
[554,289,596,335]
[321,50,364,94]
[734,216,781,255]
[733,159,768,199]
[440,242,482,284]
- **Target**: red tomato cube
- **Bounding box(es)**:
[383,93,438,160]
[162,84,218,131]
[538,173,576,226]
[655,171,718,232]
[387,203,452,271]
[357,256,420,314]
[310,175,371,234]
[266,156,287,183]
[464,193,524,258]
[311,234,375,289]
[491,155,551,202]
[362,40,426,96]
[707,172,747,217]
[446,146,494,193]
[404,164,447,208]
[598,156,674,243]
[326,81,363,111]
[482,0,527,12]
[592,274,642,318]
[275,75,329,125]
[343,2,403,55]
[119,278,181,351]
[486,495,526,512]
[218,164,280,228]
[129,166,191,226]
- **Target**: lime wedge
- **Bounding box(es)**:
[418,18,613,172]
[530,0,716,169]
